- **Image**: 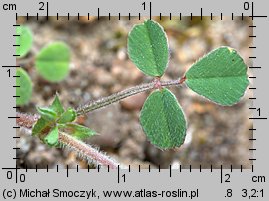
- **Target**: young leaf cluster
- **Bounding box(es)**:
[128,20,249,149]
[16,25,71,106]
[32,95,95,147]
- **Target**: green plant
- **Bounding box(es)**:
[16,26,33,58]
[16,68,32,106]
[32,94,95,147]
[17,20,249,167]
[16,25,71,105]
[128,20,248,148]
[35,42,71,82]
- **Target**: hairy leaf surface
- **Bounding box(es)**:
[185,47,249,105]
[140,88,186,149]
[128,20,169,77]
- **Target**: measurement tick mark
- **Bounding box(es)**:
[2,65,20,68]
[249,138,257,141]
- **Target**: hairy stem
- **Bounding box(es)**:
[16,112,120,169]
[16,112,39,129]
[59,132,119,169]
[76,77,185,116]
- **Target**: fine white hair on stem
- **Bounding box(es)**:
[76,78,184,115]
[59,132,120,169]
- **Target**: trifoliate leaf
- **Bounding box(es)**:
[185,46,249,106]
[35,42,71,82]
[16,68,32,106]
[16,26,33,58]
[37,107,57,121]
[44,126,59,147]
[58,108,77,124]
[59,123,96,140]
[50,94,65,116]
[128,20,169,77]
[140,88,187,149]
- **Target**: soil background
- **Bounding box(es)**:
[17,16,253,169]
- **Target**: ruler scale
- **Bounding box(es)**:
[0,0,268,200]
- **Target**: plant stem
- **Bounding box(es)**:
[16,112,120,169]
[76,77,185,116]
[16,112,39,129]
[59,132,119,169]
